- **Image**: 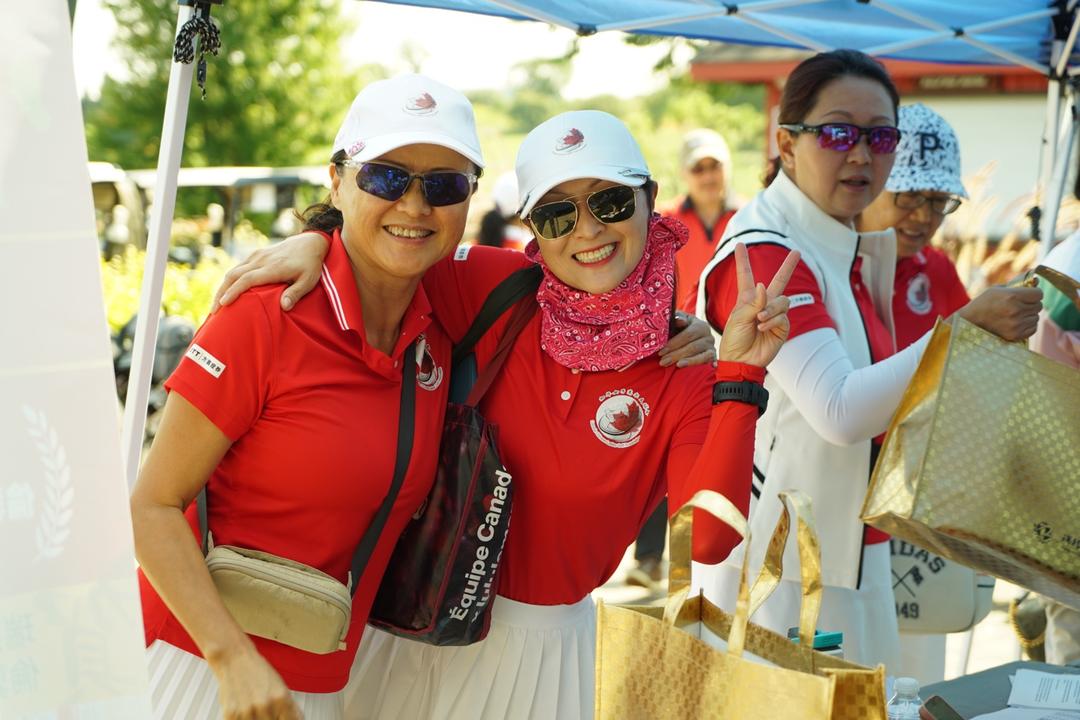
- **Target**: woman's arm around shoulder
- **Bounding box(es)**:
[214,231,333,312]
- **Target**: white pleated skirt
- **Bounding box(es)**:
[345,594,596,720]
[693,542,900,671]
[146,640,344,719]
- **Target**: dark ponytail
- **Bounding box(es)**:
[762,156,782,188]
[296,149,346,233]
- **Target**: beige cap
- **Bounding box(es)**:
[680,128,731,171]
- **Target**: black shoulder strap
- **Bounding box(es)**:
[348,340,416,595]
[451,265,543,367]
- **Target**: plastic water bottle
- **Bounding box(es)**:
[886,677,922,720]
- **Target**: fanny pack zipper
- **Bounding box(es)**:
[207,553,352,625]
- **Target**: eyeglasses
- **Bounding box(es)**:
[779,123,902,155]
[894,191,962,216]
[528,185,638,240]
[343,161,477,207]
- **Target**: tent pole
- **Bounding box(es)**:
[1036,39,1066,242]
[1057,12,1080,78]
[595,0,822,34]
[730,12,830,52]
[1039,88,1078,260]
[482,0,582,32]
[868,8,1060,59]
[120,1,200,488]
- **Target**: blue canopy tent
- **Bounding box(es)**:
[373,0,1074,71]
[374,0,1080,248]
[122,0,1080,484]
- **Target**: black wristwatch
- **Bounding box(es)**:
[712,381,769,417]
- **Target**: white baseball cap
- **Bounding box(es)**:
[515,110,650,218]
[885,103,966,198]
[332,74,484,169]
[681,128,731,170]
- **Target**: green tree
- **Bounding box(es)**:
[85,0,383,170]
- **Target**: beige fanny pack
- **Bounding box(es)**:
[195,342,417,656]
[205,536,351,655]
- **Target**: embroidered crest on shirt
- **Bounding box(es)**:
[906,273,933,315]
[185,343,225,378]
[590,389,650,448]
[415,333,444,391]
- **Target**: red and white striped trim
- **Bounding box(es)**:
[320,264,350,332]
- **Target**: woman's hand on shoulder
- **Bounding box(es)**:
[718,243,800,367]
[956,284,1043,342]
[213,232,331,312]
[659,311,717,368]
[209,645,304,719]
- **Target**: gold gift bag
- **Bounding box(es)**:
[595,490,886,720]
[862,315,1080,608]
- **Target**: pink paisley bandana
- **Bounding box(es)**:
[524,214,688,371]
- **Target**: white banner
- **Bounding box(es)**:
[0,1,151,717]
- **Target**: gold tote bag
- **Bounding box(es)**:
[862,311,1080,609]
[595,490,886,720]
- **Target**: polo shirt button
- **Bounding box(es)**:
[560,391,571,401]
[394,360,399,368]
[571,368,580,375]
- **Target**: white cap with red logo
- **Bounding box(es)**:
[332,73,484,168]
[515,110,650,218]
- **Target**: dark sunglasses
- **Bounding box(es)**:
[779,122,902,155]
[528,185,638,240]
[344,161,477,207]
[894,191,962,216]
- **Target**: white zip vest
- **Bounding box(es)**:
[695,170,897,589]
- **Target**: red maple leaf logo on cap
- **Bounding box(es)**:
[555,128,586,153]
[405,92,438,115]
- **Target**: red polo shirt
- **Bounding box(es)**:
[663,197,737,309]
[138,229,451,692]
[892,246,970,350]
[703,244,895,545]
[423,246,762,601]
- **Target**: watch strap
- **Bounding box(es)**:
[712,380,769,416]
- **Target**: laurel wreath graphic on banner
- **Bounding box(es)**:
[23,405,74,561]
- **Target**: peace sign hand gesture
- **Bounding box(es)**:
[718,243,801,368]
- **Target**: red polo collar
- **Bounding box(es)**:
[319,228,434,379]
